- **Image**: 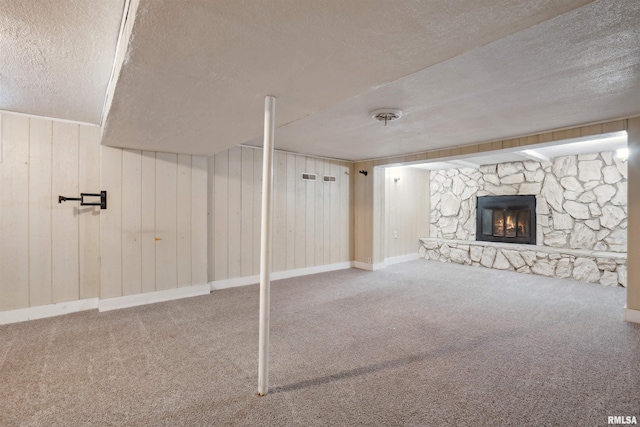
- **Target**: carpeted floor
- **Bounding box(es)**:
[1,259,638,426]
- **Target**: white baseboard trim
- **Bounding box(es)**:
[351,261,373,271]
[623,306,640,324]
[353,253,421,271]
[211,261,354,290]
[384,253,421,266]
[98,284,210,312]
[0,298,99,325]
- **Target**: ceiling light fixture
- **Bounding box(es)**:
[371,108,403,126]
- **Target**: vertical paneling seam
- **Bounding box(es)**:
[49,121,53,303]
[76,125,80,299]
[120,148,124,296]
[153,152,157,291]
[189,156,193,286]
[27,118,31,303]
[140,151,144,292]
[226,152,230,277]
[175,154,179,286]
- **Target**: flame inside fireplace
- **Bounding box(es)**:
[492,209,529,238]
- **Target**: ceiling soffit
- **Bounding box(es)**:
[101,0,593,156]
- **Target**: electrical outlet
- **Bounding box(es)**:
[367,257,372,263]
[393,230,398,238]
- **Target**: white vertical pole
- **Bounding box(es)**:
[258,95,276,395]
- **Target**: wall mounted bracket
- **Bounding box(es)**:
[58,191,107,209]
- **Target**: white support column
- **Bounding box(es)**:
[258,95,276,395]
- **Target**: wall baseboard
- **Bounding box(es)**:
[98,284,210,312]
[1,255,424,325]
[0,298,99,325]
[353,253,421,271]
[623,305,640,324]
[351,261,374,271]
[384,253,421,266]
[211,261,354,290]
[213,255,423,290]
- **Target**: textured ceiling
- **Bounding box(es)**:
[3,0,638,161]
[0,0,125,124]
[101,0,595,157]
[245,0,640,160]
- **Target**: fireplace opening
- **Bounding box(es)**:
[476,195,536,244]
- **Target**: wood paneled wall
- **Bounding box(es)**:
[0,114,100,311]
[383,167,429,260]
[100,147,207,298]
[208,146,353,281]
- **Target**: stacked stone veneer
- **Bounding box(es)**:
[423,151,628,286]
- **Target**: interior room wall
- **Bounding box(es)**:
[383,167,430,260]
[207,146,353,282]
[626,117,640,312]
[100,147,208,299]
[0,113,101,311]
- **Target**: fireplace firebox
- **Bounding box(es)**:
[476,195,536,245]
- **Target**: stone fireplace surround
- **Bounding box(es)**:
[420,151,627,287]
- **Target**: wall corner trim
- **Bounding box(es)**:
[98,284,210,312]
[623,305,640,324]
[0,298,99,325]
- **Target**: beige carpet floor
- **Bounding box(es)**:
[1,259,638,426]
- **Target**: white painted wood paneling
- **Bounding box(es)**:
[305,157,315,268]
[294,154,306,269]
[252,148,263,275]
[122,149,142,296]
[191,156,208,286]
[155,152,178,291]
[213,150,228,280]
[227,147,242,278]
[314,158,324,266]
[326,161,342,264]
[0,115,30,310]
[100,146,123,298]
[28,118,53,307]
[78,125,101,299]
[100,148,207,297]
[141,151,156,294]
[240,148,254,276]
[382,166,429,260]
[0,112,208,315]
[52,122,80,303]
[207,156,215,282]
[273,151,287,272]
[285,153,296,270]
[208,147,353,281]
[177,154,192,287]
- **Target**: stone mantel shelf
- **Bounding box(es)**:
[419,237,627,260]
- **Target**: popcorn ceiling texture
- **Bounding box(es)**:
[424,151,628,286]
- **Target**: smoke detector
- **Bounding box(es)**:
[370,108,403,126]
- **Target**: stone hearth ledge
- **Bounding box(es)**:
[419,237,626,287]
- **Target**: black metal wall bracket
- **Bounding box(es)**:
[58,191,107,209]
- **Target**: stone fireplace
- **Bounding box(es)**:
[420,150,628,287]
[476,195,536,245]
